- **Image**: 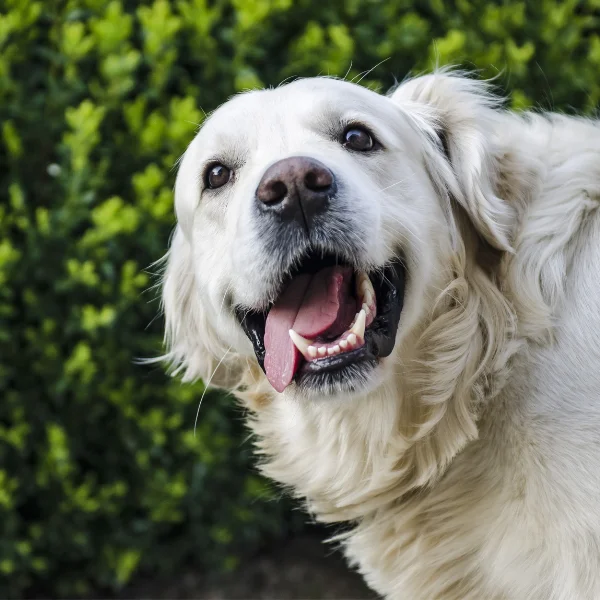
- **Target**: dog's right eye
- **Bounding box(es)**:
[342,126,378,152]
[205,163,232,189]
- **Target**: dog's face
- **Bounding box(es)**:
[165,75,514,398]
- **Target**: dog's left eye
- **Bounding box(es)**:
[205,163,232,189]
[343,127,375,151]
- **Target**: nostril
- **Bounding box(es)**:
[304,168,333,191]
[258,180,288,204]
[255,157,335,223]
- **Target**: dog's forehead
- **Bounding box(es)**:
[199,78,385,142]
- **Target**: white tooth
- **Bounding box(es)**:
[289,329,314,356]
[347,333,358,346]
[332,345,340,354]
[356,272,368,296]
[308,346,317,358]
[350,309,366,340]
[327,347,335,356]
[356,272,376,312]
[361,277,376,303]
[339,339,349,350]
[362,302,370,314]
[318,347,327,357]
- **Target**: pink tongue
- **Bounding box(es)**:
[264,267,355,392]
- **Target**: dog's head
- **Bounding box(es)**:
[162,73,519,402]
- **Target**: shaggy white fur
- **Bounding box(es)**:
[160,71,600,599]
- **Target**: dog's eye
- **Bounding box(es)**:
[205,163,232,189]
[343,127,375,151]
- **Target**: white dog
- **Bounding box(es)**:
[160,71,600,599]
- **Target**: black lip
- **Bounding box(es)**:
[363,259,405,359]
[236,309,266,367]
[296,345,378,394]
[235,254,405,391]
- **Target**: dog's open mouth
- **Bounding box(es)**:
[235,252,405,393]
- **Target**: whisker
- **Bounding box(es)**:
[343,61,353,81]
[278,74,299,88]
[217,283,232,321]
[382,213,427,245]
[352,57,391,85]
[377,178,409,193]
[381,222,424,247]
[194,347,232,436]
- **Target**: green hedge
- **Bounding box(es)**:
[1,0,599,596]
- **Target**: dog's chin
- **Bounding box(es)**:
[293,349,384,399]
[235,249,406,398]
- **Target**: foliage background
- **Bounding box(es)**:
[1,0,599,596]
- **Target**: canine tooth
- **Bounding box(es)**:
[339,339,349,350]
[318,347,327,357]
[308,346,317,358]
[355,272,368,296]
[362,302,370,314]
[289,329,314,356]
[350,309,366,340]
[327,347,335,356]
[359,273,375,300]
[366,276,375,294]
[347,333,358,347]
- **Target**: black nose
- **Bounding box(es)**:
[256,156,336,229]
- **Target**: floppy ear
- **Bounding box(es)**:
[161,226,243,388]
[389,72,517,251]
